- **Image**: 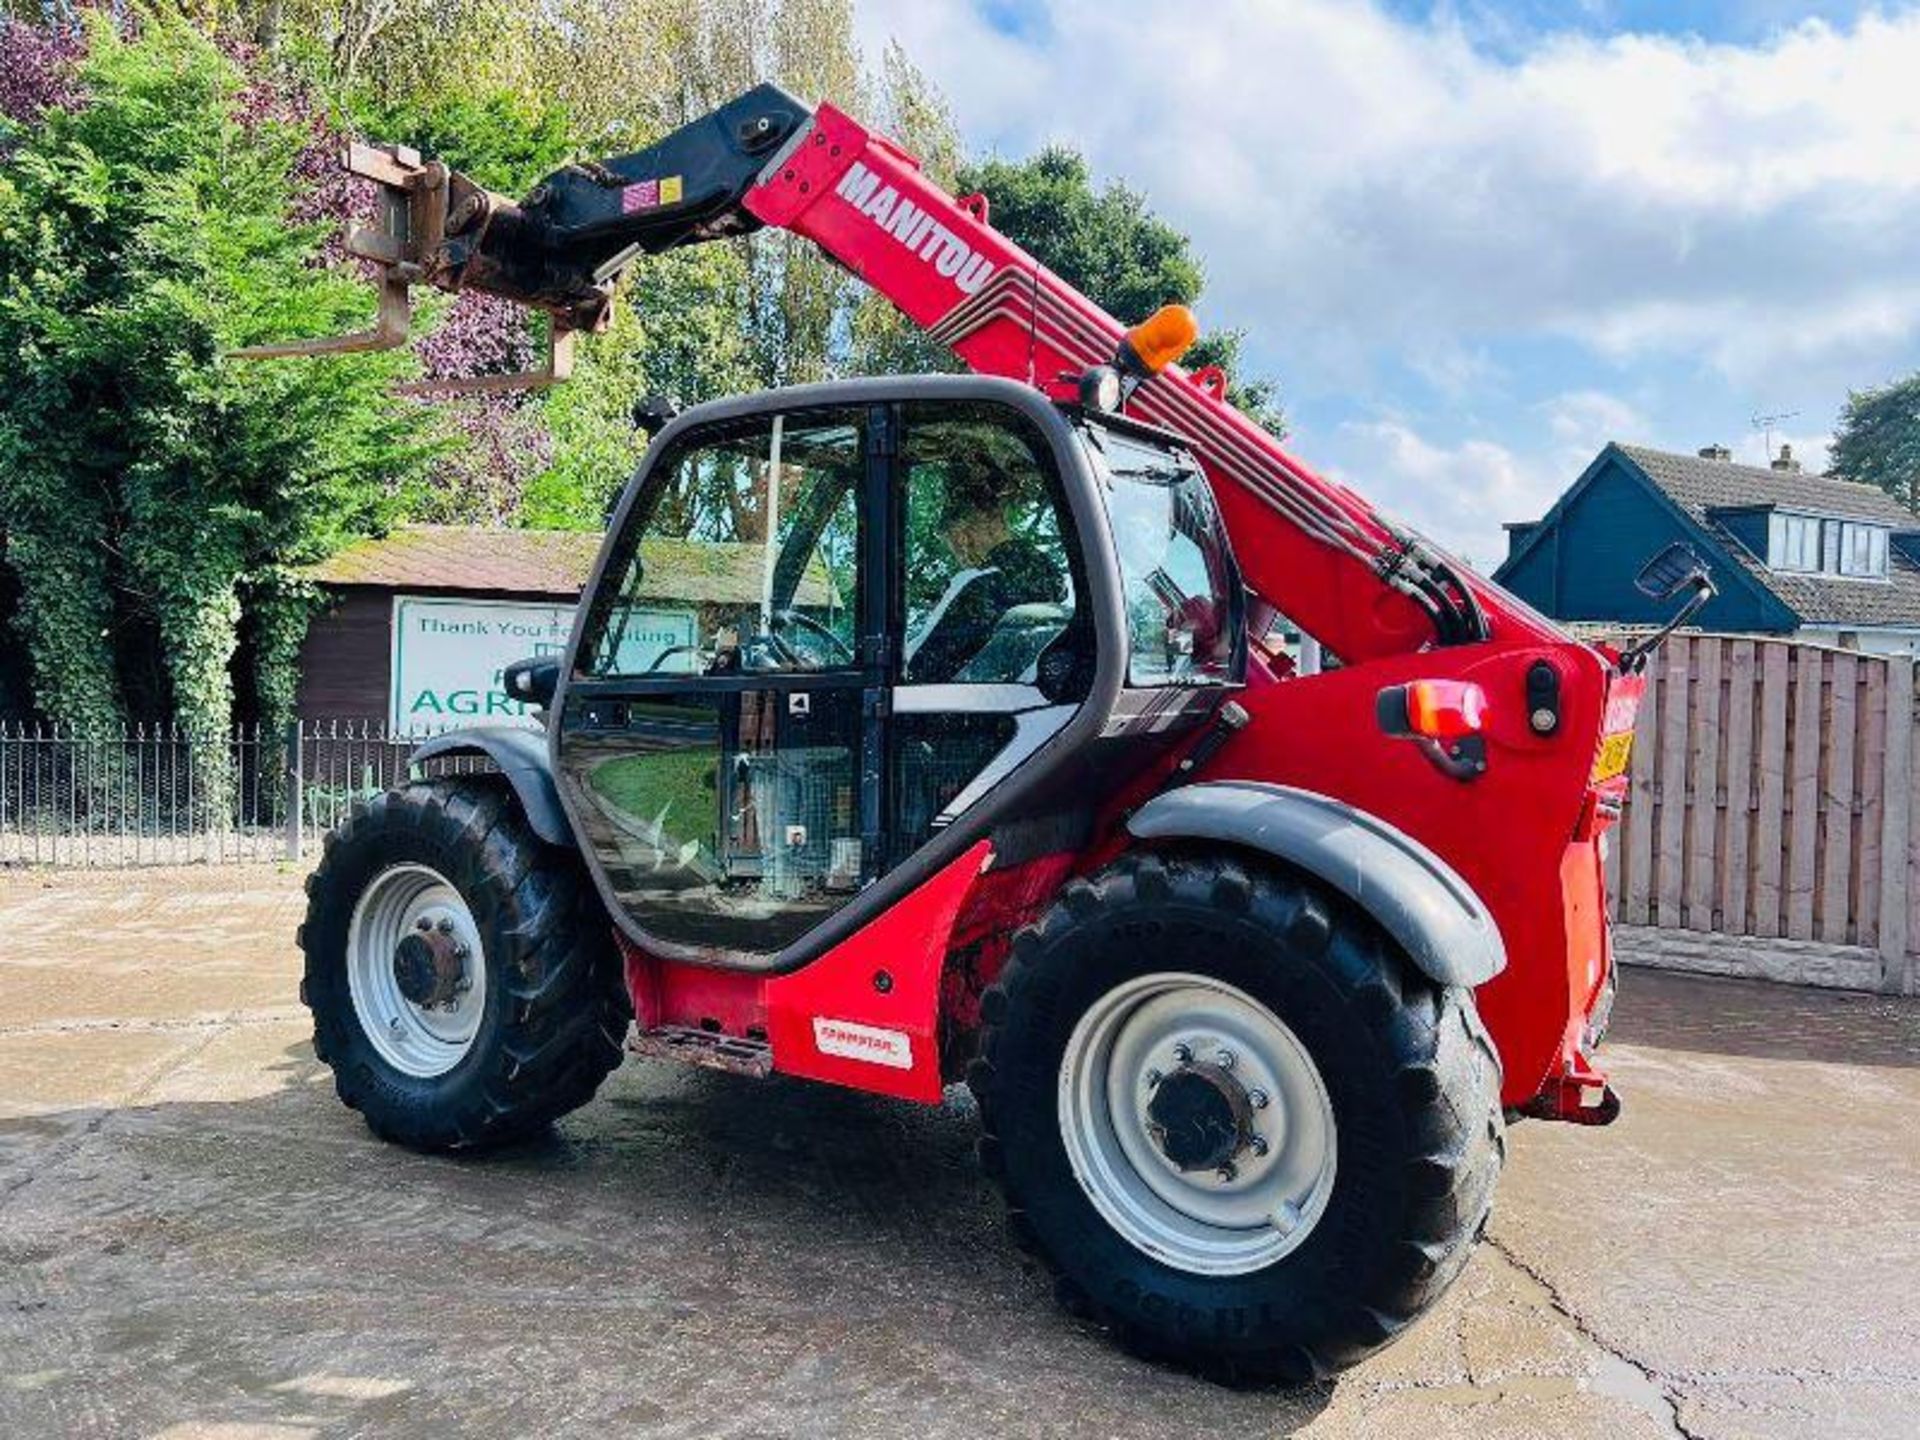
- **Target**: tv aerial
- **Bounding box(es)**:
[1751,410,1800,462]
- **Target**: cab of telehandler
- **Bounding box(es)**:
[547,374,1244,968]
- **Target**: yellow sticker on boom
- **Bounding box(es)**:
[1592,731,1634,783]
[660,175,684,204]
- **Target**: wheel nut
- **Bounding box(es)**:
[1145,1068,1163,1088]
[1216,1162,1237,1183]
[1248,1088,1270,1109]
[1250,1135,1269,1157]
[1215,1047,1236,1070]
[416,917,433,932]
[436,917,454,934]
[1172,1043,1193,1064]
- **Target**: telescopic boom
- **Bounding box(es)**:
[240,83,1536,664]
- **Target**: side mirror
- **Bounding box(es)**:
[1634,541,1711,602]
[1621,543,1716,671]
[504,655,561,712]
[633,394,680,436]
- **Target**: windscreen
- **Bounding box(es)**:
[1082,422,1242,687]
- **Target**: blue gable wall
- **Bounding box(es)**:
[1494,450,1794,632]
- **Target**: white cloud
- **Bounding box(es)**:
[1322,420,1557,567]
[1408,341,1505,401]
[1542,388,1643,445]
[855,1,1920,388]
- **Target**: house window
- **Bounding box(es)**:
[1769,514,1889,579]
[1838,522,1889,578]
[1769,513,1820,572]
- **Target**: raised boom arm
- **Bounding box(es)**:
[243,83,1533,663]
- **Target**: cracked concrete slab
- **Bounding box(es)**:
[1,867,1915,1438]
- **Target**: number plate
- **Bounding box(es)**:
[1592,730,1635,783]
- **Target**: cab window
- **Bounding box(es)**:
[580,412,863,679]
[899,402,1088,695]
[1087,425,1240,687]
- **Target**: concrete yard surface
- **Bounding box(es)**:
[2,866,1917,1438]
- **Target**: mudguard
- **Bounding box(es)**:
[412,726,575,848]
[1126,780,1505,988]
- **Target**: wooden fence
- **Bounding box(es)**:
[1601,632,1916,992]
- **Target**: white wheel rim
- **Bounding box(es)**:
[1058,972,1337,1276]
[346,863,487,1079]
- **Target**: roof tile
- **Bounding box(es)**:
[1615,445,1920,629]
[304,525,830,606]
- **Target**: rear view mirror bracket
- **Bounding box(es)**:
[1621,542,1716,671]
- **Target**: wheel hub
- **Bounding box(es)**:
[392,923,467,1010]
[1145,1062,1253,1172]
[346,864,487,1079]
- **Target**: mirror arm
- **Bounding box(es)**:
[1620,576,1716,672]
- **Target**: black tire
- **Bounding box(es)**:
[970,851,1504,1385]
[299,779,630,1152]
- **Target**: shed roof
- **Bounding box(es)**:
[306,525,831,606]
[308,526,599,596]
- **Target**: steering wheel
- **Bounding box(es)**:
[769,608,855,666]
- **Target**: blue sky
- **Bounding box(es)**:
[856,1,1920,565]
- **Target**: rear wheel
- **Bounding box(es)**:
[971,851,1503,1384]
[300,780,630,1151]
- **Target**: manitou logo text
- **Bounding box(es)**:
[834,161,995,296]
[812,1017,914,1070]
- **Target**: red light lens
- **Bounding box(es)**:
[1403,680,1488,740]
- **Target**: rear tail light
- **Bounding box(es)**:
[1376,680,1488,741]
[1376,680,1489,781]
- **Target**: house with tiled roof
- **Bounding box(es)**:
[1496,443,1920,656]
[296,525,830,729]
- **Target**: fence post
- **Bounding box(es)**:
[1878,656,1913,995]
[286,721,304,865]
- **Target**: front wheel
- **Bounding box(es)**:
[300,780,630,1151]
[971,852,1504,1384]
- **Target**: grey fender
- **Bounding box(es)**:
[412,726,575,848]
[1126,781,1505,988]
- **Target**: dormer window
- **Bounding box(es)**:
[1768,512,1888,578]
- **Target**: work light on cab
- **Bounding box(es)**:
[1120,303,1200,376]
[1080,303,1201,415]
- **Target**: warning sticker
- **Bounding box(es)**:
[621,175,684,214]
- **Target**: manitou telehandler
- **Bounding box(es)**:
[252,84,1708,1383]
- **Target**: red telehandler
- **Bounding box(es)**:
[251,84,1708,1382]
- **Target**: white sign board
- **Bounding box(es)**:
[390,596,695,732]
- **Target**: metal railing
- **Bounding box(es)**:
[0,721,493,869]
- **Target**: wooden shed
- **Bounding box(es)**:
[297,525,798,731]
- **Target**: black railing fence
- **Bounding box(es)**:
[0,721,492,868]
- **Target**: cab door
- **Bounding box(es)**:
[556,406,885,960]
[886,399,1094,866]
[555,389,1093,968]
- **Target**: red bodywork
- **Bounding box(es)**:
[615,105,1644,1118]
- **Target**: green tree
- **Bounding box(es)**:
[0,14,428,743]
[524,244,758,529]
[1831,374,1920,511]
[957,147,1285,436]
[344,88,574,195]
